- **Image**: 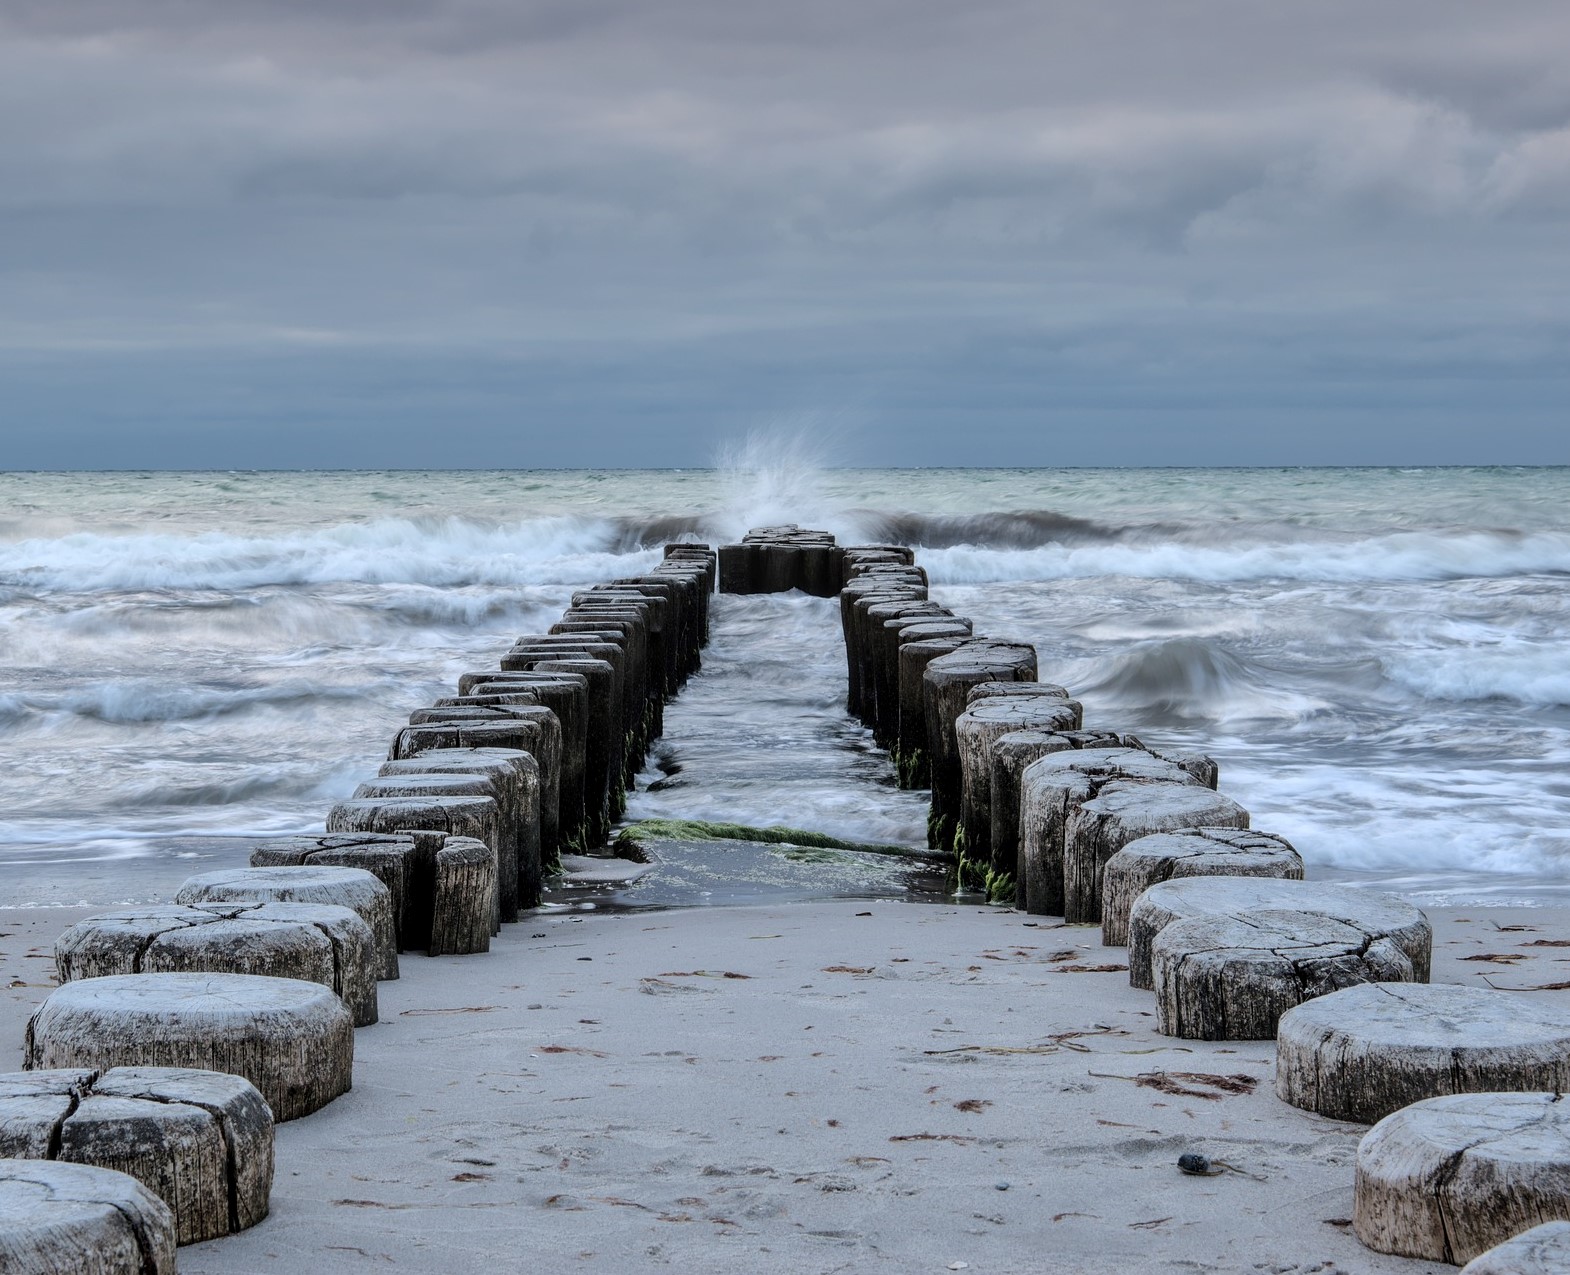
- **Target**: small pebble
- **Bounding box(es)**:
[1177,1152,1213,1176]
[995,1181,1010,1191]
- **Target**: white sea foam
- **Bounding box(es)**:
[1225,756,1570,880]
[1383,644,1570,707]
[0,516,657,593]
[12,677,378,725]
[921,530,1570,585]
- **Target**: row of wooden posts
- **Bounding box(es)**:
[314,544,721,953]
[8,526,1570,1270]
[1,546,723,1268]
[741,524,1570,1269]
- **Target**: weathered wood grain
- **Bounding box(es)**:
[26,973,353,1122]
[922,641,1038,850]
[1355,1092,1570,1264]
[1461,1221,1570,1274]
[1277,983,1570,1124]
[56,902,378,1026]
[1018,747,1201,917]
[1,1066,274,1245]
[428,836,497,957]
[1127,876,1431,991]
[1151,910,1419,1040]
[1062,781,1249,925]
[1101,828,1302,947]
[180,863,399,982]
[0,1159,177,1273]
[954,696,1083,875]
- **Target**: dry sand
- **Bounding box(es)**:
[5,898,1569,1274]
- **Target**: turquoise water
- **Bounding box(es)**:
[2,461,1567,906]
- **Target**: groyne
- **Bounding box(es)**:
[5,526,1569,1271]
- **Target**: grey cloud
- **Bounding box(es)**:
[0,0,1567,465]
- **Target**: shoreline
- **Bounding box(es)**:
[7,896,1567,1273]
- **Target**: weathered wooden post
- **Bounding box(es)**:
[179,861,399,980]
[26,973,356,1121]
[922,640,1038,851]
[378,749,543,909]
[1016,747,1202,916]
[0,1068,272,1246]
[953,693,1082,888]
[55,902,380,1026]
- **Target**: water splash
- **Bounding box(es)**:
[711,421,865,542]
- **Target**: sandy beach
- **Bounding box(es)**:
[7,896,1567,1274]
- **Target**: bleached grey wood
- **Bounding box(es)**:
[179,864,399,981]
[443,675,585,856]
[326,796,501,936]
[987,729,1122,908]
[1462,1221,1570,1274]
[25,973,353,1122]
[922,641,1038,850]
[246,835,419,960]
[55,902,378,1026]
[0,1070,94,1157]
[953,696,1083,875]
[353,773,517,925]
[326,796,498,885]
[1017,748,1201,916]
[427,836,496,957]
[1127,876,1431,991]
[1,1066,274,1245]
[1276,983,1570,1124]
[378,747,543,909]
[0,1159,176,1273]
[894,636,965,789]
[1151,910,1420,1040]
[1355,1092,1570,1264]
[964,682,1071,705]
[1062,781,1249,925]
[1100,828,1300,946]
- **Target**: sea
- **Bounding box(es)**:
[2,459,1568,910]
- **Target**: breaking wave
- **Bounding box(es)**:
[856,509,1119,549]
[0,516,662,593]
[1075,637,1329,724]
[5,678,375,726]
[922,529,1570,585]
[1384,645,1570,708]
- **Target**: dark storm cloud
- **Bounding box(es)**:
[0,0,1567,465]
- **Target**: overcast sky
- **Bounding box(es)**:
[2,0,1568,468]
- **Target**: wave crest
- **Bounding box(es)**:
[0,515,660,593]
[1078,637,1328,724]
[923,530,1570,585]
[1384,645,1570,707]
[7,678,372,725]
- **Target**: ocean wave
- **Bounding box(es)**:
[1383,645,1570,707]
[368,585,568,628]
[8,678,373,725]
[922,530,1570,584]
[1227,760,1570,879]
[857,509,1120,549]
[0,516,661,593]
[1074,637,1330,724]
[121,771,319,808]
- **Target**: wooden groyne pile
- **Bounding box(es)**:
[2,545,717,1269]
[718,524,914,597]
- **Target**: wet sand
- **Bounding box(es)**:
[6,897,1569,1274]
